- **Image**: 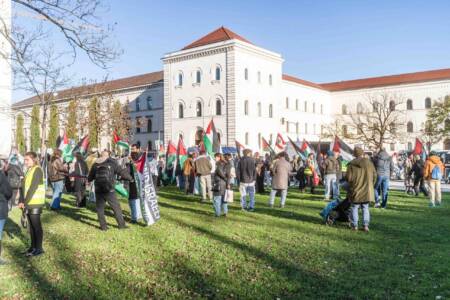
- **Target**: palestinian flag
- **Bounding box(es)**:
[73,135,90,156]
[262,137,275,157]
[177,136,188,168]
[331,136,354,162]
[204,119,221,155]
[58,132,74,162]
[287,137,306,160]
[275,133,286,151]
[300,139,315,157]
[134,152,147,174]
[235,140,245,158]
[158,143,165,158]
[166,141,177,169]
[113,131,130,150]
[413,138,427,160]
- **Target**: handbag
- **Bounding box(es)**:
[224,189,234,203]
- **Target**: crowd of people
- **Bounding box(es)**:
[0,142,447,263]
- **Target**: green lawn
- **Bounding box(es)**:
[1,186,450,299]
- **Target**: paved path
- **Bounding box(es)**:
[390,180,450,193]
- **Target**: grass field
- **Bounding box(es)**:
[1,186,450,299]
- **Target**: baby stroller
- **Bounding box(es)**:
[320,198,351,225]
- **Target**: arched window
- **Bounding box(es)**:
[178,73,183,86]
[389,100,396,111]
[342,125,348,137]
[390,143,395,151]
[295,99,299,110]
[304,101,308,112]
[372,101,379,112]
[244,68,248,80]
[407,121,413,133]
[257,102,262,117]
[244,100,249,116]
[196,101,202,117]
[269,74,272,86]
[407,142,413,151]
[215,67,221,81]
[245,132,249,145]
[407,99,413,110]
[313,124,316,134]
[216,99,222,116]
[196,70,201,84]
[136,141,141,148]
[135,97,140,111]
[258,133,262,148]
[320,104,323,114]
[178,103,184,119]
[269,104,273,118]
[147,117,152,133]
[147,96,152,110]
[147,141,152,151]
[296,122,299,134]
[305,123,308,134]
[285,97,289,109]
[425,97,432,109]
[313,103,316,113]
[357,102,363,114]
[444,138,450,150]
[286,122,289,133]
[342,104,347,115]
[136,117,142,133]
[257,71,261,83]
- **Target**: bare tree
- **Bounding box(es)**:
[338,93,406,151]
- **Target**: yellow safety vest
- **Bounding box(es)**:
[24,165,46,206]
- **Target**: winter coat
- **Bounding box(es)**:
[6,164,23,189]
[424,155,445,180]
[183,157,194,176]
[271,157,291,190]
[346,157,377,203]
[87,157,133,192]
[213,160,231,196]
[373,150,394,178]
[194,156,212,176]
[0,171,12,220]
[237,156,257,184]
[49,157,67,182]
[410,159,425,179]
[323,156,339,175]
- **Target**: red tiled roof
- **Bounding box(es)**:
[13,71,163,108]
[182,26,252,50]
[282,74,326,90]
[320,68,450,91]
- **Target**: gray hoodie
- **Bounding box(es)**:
[373,150,394,177]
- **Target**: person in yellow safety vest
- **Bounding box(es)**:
[18,152,45,257]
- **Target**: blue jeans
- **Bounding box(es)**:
[240,184,255,209]
[324,174,337,199]
[51,180,64,209]
[350,203,370,227]
[128,199,142,221]
[0,219,5,240]
[269,189,287,207]
[213,195,228,216]
[374,176,389,207]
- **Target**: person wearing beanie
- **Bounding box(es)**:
[323,150,339,201]
[346,147,377,232]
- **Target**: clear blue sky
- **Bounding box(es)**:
[13,0,450,101]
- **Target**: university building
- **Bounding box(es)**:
[12,27,450,153]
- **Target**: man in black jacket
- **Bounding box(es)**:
[237,149,257,211]
[88,151,133,231]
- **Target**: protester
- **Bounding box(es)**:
[225,153,236,185]
[268,152,291,208]
[304,153,317,194]
[183,153,195,194]
[194,150,212,202]
[48,149,68,210]
[157,155,165,187]
[410,155,428,197]
[424,151,445,207]
[323,150,339,201]
[373,148,394,208]
[88,150,133,231]
[71,152,88,208]
[403,153,414,193]
[86,148,99,171]
[0,165,12,264]
[255,152,265,194]
[238,149,257,211]
[5,155,23,210]
[295,162,307,193]
[19,152,45,256]
[212,153,231,217]
[346,147,377,232]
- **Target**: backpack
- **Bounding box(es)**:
[95,163,115,193]
[431,165,442,180]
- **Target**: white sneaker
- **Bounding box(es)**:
[374,203,381,208]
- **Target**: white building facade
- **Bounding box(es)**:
[12,27,450,153]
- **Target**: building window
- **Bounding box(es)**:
[444,138,450,150]
[313,124,316,134]
[257,71,261,83]
[196,101,202,117]
[313,103,316,113]
[196,70,201,84]
[245,132,249,145]
[304,123,308,134]
[357,125,363,135]
[215,67,221,81]
[357,102,363,114]
[269,74,272,86]
[178,73,183,86]
[320,104,323,114]
[342,125,348,137]
[244,100,249,116]
[135,98,140,111]
[286,122,289,133]
[407,142,413,151]
[258,133,262,148]
[407,99,413,110]
[373,102,379,112]
[304,101,308,112]
[286,97,289,109]
[146,96,152,110]
[321,125,324,134]
[147,141,153,151]
[425,97,432,109]
[257,102,262,117]
[216,99,222,116]
[296,122,299,134]
[390,143,395,151]
[295,99,299,111]
[407,121,413,133]
[389,100,396,111]
[136,117,142,133]
[244,68,248,80]
[342,104,347,115]
[178,103,184,119]
[269,104,273,118]
[147,117,152,133]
